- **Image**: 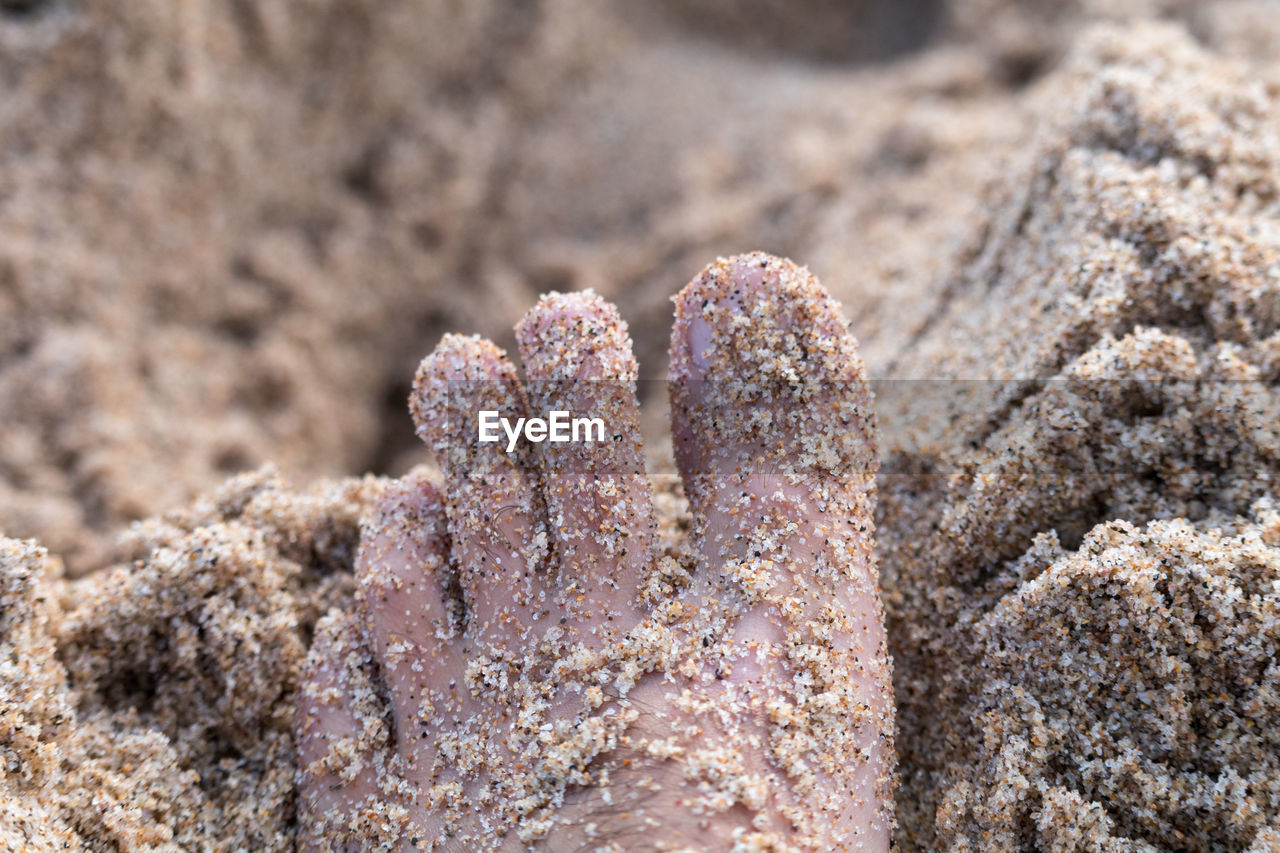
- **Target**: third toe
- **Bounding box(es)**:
[411,334,553,651]
[516,290,655,639]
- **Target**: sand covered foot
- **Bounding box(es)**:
[294,254,894,851]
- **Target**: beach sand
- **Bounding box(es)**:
[0,1,1277,849]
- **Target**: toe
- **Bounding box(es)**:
[669,252,876,497]
[667,253,893,848]
[669,253,880,623]
[294,610,389,852]
[356,474,464,786]
[515,290,654,639]
[411,334,551,649]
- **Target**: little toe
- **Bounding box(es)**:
[356,474,465,788]
[667,253,893,848]
[411,334,552,651]
[515,290,654,639]
[294,610,391,852]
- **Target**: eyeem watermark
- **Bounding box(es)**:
[479,410,605,452]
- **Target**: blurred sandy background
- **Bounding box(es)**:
[0,0,1258,575]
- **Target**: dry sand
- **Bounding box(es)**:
[0,1,1278,850]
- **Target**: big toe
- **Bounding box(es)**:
[669,251,883,636]
[669,251,877,497]
[666,253,894,849]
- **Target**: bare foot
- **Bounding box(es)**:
[293,253,894,851]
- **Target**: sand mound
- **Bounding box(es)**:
[879,23,1280,851]
[1,469,380,850]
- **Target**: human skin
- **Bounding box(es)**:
[293,252,894,851]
